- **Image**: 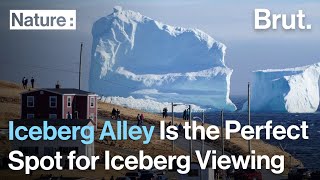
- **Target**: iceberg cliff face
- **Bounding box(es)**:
[89,6,236,112]
[243,63,320,113]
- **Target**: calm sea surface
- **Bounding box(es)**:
[188,96,320,170]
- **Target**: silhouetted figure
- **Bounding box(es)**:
[110,176,114,180]
[67,112,72,119]
[162,109,165,119]
[183,109,187,120]
[31,77,35,88]
[22,77,26,89]
[116,109,120,119]
[111,108,116,119]
[178,123,183,133]
[163,107,168,119]
[137,114,141,126]
[186,109,189,120]
[24,78,28,89]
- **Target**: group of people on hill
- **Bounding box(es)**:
[22,77,35,89]
[110,107,146,126]
[136,113,144,126]
[111,108,120,119]
[162,107,168,119]
[162,107,189,120]
[182,109,190,120]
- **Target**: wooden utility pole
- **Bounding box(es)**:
[202,111,205,157]
[221,110,224,156]
[189,105,192,158]
[171,102,175,152]
[248,82,252,154]
[79,42,83,90]
[221,110,226,180]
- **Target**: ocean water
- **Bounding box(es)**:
[192,96,320,170]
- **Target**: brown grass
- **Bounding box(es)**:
[0,81,22,128]
[0,80,302,175]
[0,80,23,99]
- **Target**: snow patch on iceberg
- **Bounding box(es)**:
[243,63,320,113]
[90,6,236,112]
[132,89,178,95]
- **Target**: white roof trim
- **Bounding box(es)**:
[20,89,95,96]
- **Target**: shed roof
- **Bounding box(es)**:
[21,88,97,96]
[45,88,94,95]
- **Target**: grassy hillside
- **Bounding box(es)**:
[0,81,21,127]
[0,80,302,176]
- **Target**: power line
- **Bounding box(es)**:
[2,61,79,74]
[3,59,140,91]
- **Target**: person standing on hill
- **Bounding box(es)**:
[186,108,189,120]
[183,109,187,120]
[31,77,35,88]
[140,113,144,125]
[116,109,120,119]
[22,77,26,89]
[137,114,141,126]
[24,78,28,89]
[164,107,168,118]
[163,107,168,119]
[111,108,116,119]
[162,108,166,119]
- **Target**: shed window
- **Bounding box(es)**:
[27,96,34,107]
[90,97,95,108]
[49,96,57,108]
[67,96,72,107]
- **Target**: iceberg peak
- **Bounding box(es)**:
[113,6,123,13]
[89,7,236,112]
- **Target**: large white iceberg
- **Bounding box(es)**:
[243,63,320,113]
[89,6,236,112]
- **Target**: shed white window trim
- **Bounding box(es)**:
[90,97,95,108]
[49,96,57,108]
[27,96,34,107]
[67,96,72,107]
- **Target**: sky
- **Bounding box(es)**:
[0,0,319,95]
